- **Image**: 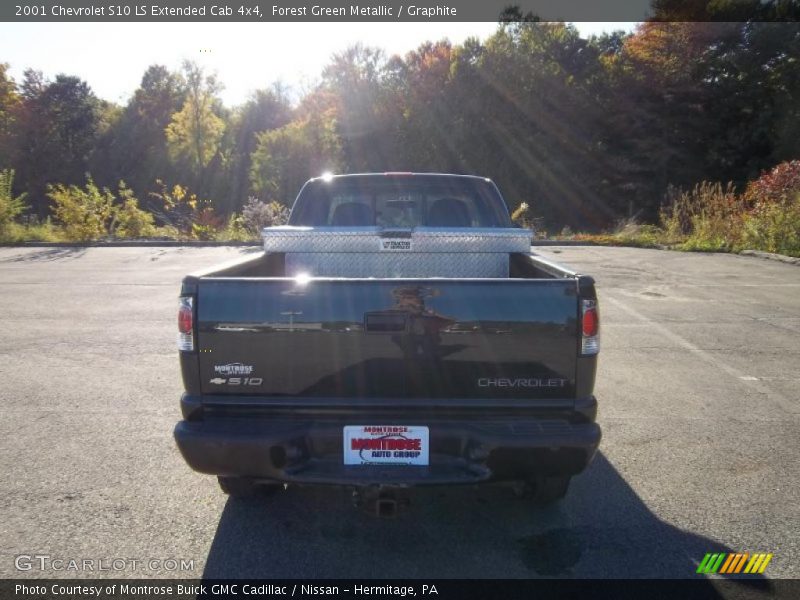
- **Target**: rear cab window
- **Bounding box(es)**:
[289,175,513,228]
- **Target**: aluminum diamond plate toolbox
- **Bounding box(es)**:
[263,226,532,278]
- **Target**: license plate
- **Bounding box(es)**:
[343,425,429,466]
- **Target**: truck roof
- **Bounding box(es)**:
[308,172,493,183]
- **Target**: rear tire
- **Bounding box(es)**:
[217,476,283,498]
[523,475,571,506]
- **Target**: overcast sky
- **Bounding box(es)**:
[1,22,635,106]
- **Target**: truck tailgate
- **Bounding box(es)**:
[196,278,579,399]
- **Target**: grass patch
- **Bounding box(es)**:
[0,219,62,243]
[570,222,665,248]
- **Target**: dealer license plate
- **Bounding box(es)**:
[343,425,429,466]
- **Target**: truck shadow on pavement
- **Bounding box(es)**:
[201,453,771,591]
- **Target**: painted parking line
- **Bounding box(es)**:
[604,295,798,415]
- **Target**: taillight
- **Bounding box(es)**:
[178,296,194,351]
[581,298,599,355]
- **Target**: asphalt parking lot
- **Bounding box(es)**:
[0,246,798,581]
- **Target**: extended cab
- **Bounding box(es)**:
[174,173,601,511]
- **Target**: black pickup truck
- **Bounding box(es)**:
[174,173,600,513]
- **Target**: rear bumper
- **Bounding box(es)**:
[174,397,601,486]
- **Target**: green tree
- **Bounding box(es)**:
[224,86,292,214]
[321,44,389,171]
[0,64,21,168]
[249,105,342,204]
[0,168,27,237]
[165,61,225,182]
[452,22,616,228]
[14,72,101,216]
[97,65,186,205]
[389,40,459,172]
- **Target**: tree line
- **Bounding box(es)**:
[1,17,799,234]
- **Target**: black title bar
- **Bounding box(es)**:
[3,579,798,600]
[4,0,800,22]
